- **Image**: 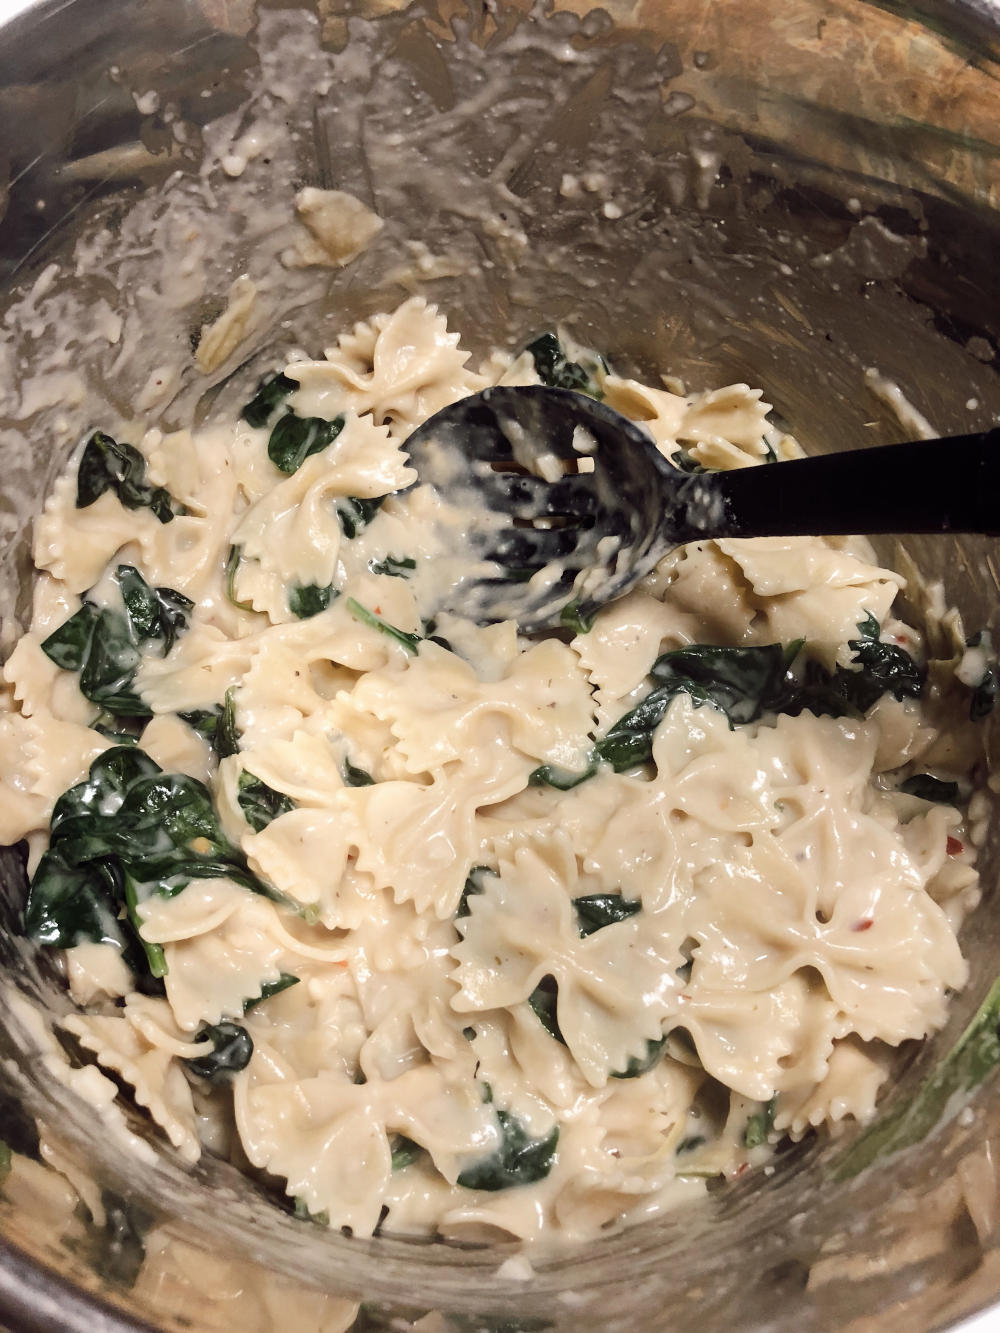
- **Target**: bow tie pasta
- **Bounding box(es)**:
[1,296,990,1246]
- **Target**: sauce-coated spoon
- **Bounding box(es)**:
[403,385,1000,631]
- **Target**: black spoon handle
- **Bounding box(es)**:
[694,429,1000,540]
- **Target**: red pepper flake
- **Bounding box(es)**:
[374,606,382,615]
[852,918,874,932]
[735,1161,749,1177]
[947,836,964,857]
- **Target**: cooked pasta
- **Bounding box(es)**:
[0,296,984,1245]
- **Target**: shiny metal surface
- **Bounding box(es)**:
[0,2,999,1331]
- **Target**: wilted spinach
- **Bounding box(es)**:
[267,411,345,474]
[457,1108,559,1191]
[610,1036,667,1080]
[595,642,798,772]
[525,333,602,398]
[288,583,336,619]
[342,758,376,788]
[528,975,564,1044]
[559,598,594,635]
[41,566,191,719]
[237,770,296,832]
[76,431,177,524]
[337,494,386,539]
[24,747,283,981]
[898,774,960,804]
[390,1136,421,1171]
[225,545,255,612]
[242,371,298,428]
[531,618,924,787]
[179,688,240,760]
[42,604,148,718]
[243,974,300,1011]
[743,1095,777,1149]
[183,1022,254,1081]
[456,865,497,919]
[573,893,641,937]
[347,598,422,655]
[368,555,416,578]
[118,564,192,656]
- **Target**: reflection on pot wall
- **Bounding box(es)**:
[0,1,999,1330]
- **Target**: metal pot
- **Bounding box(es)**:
[0,1,999,1330]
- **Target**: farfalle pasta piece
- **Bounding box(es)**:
[242,805,367,928]
[230,413,414,621]
[32,470,163,593]
[343,637,595,775]
[775,1035,892,1136]
[60,998,202,1163]
[288,297,489,440]
[452,832,681,1086]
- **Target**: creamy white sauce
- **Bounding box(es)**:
[0,297,983,1247]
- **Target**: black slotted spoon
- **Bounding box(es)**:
[402,385,1000,631]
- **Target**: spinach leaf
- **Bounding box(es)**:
[117,564,192,656]
[237,770,296,832]
[743,1095,777,1148]
[76,431,176,524]
[368,555,416,578]
[243,973,300,1011]
[676,1134,706,1155]
[24,747,284,980]
[42,568,190,718]
[337,494,385,539]
[293,1197,330,1226]
[528,761,597,790]
[839,613,924,710]
[342,758,375,788]
[77,609,147,716]
[610,1036,667,1080]
[347,598,422,655]
[225,545,255,612]
[183,1022,253,1081]
[525,333,602,398]
[572,893,641,937]
[288,583,335,619]
[457,1108,558,1191]
[92,714,143,745]
[421,616,453,652]
[528,975,564,1044]
[242,371,298,428]
[539,619,921,790]
[899,774,960,804]
[268,411,344,474]
[595,643,797,772]
[181,690,240,759]
[670,449,709,475]
[123,871,168,978]
[559,598,594,635]
[39,603,99,670]
[390,1135,421,1170]
[456,865,496,919]
[835,975,1000,1179]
